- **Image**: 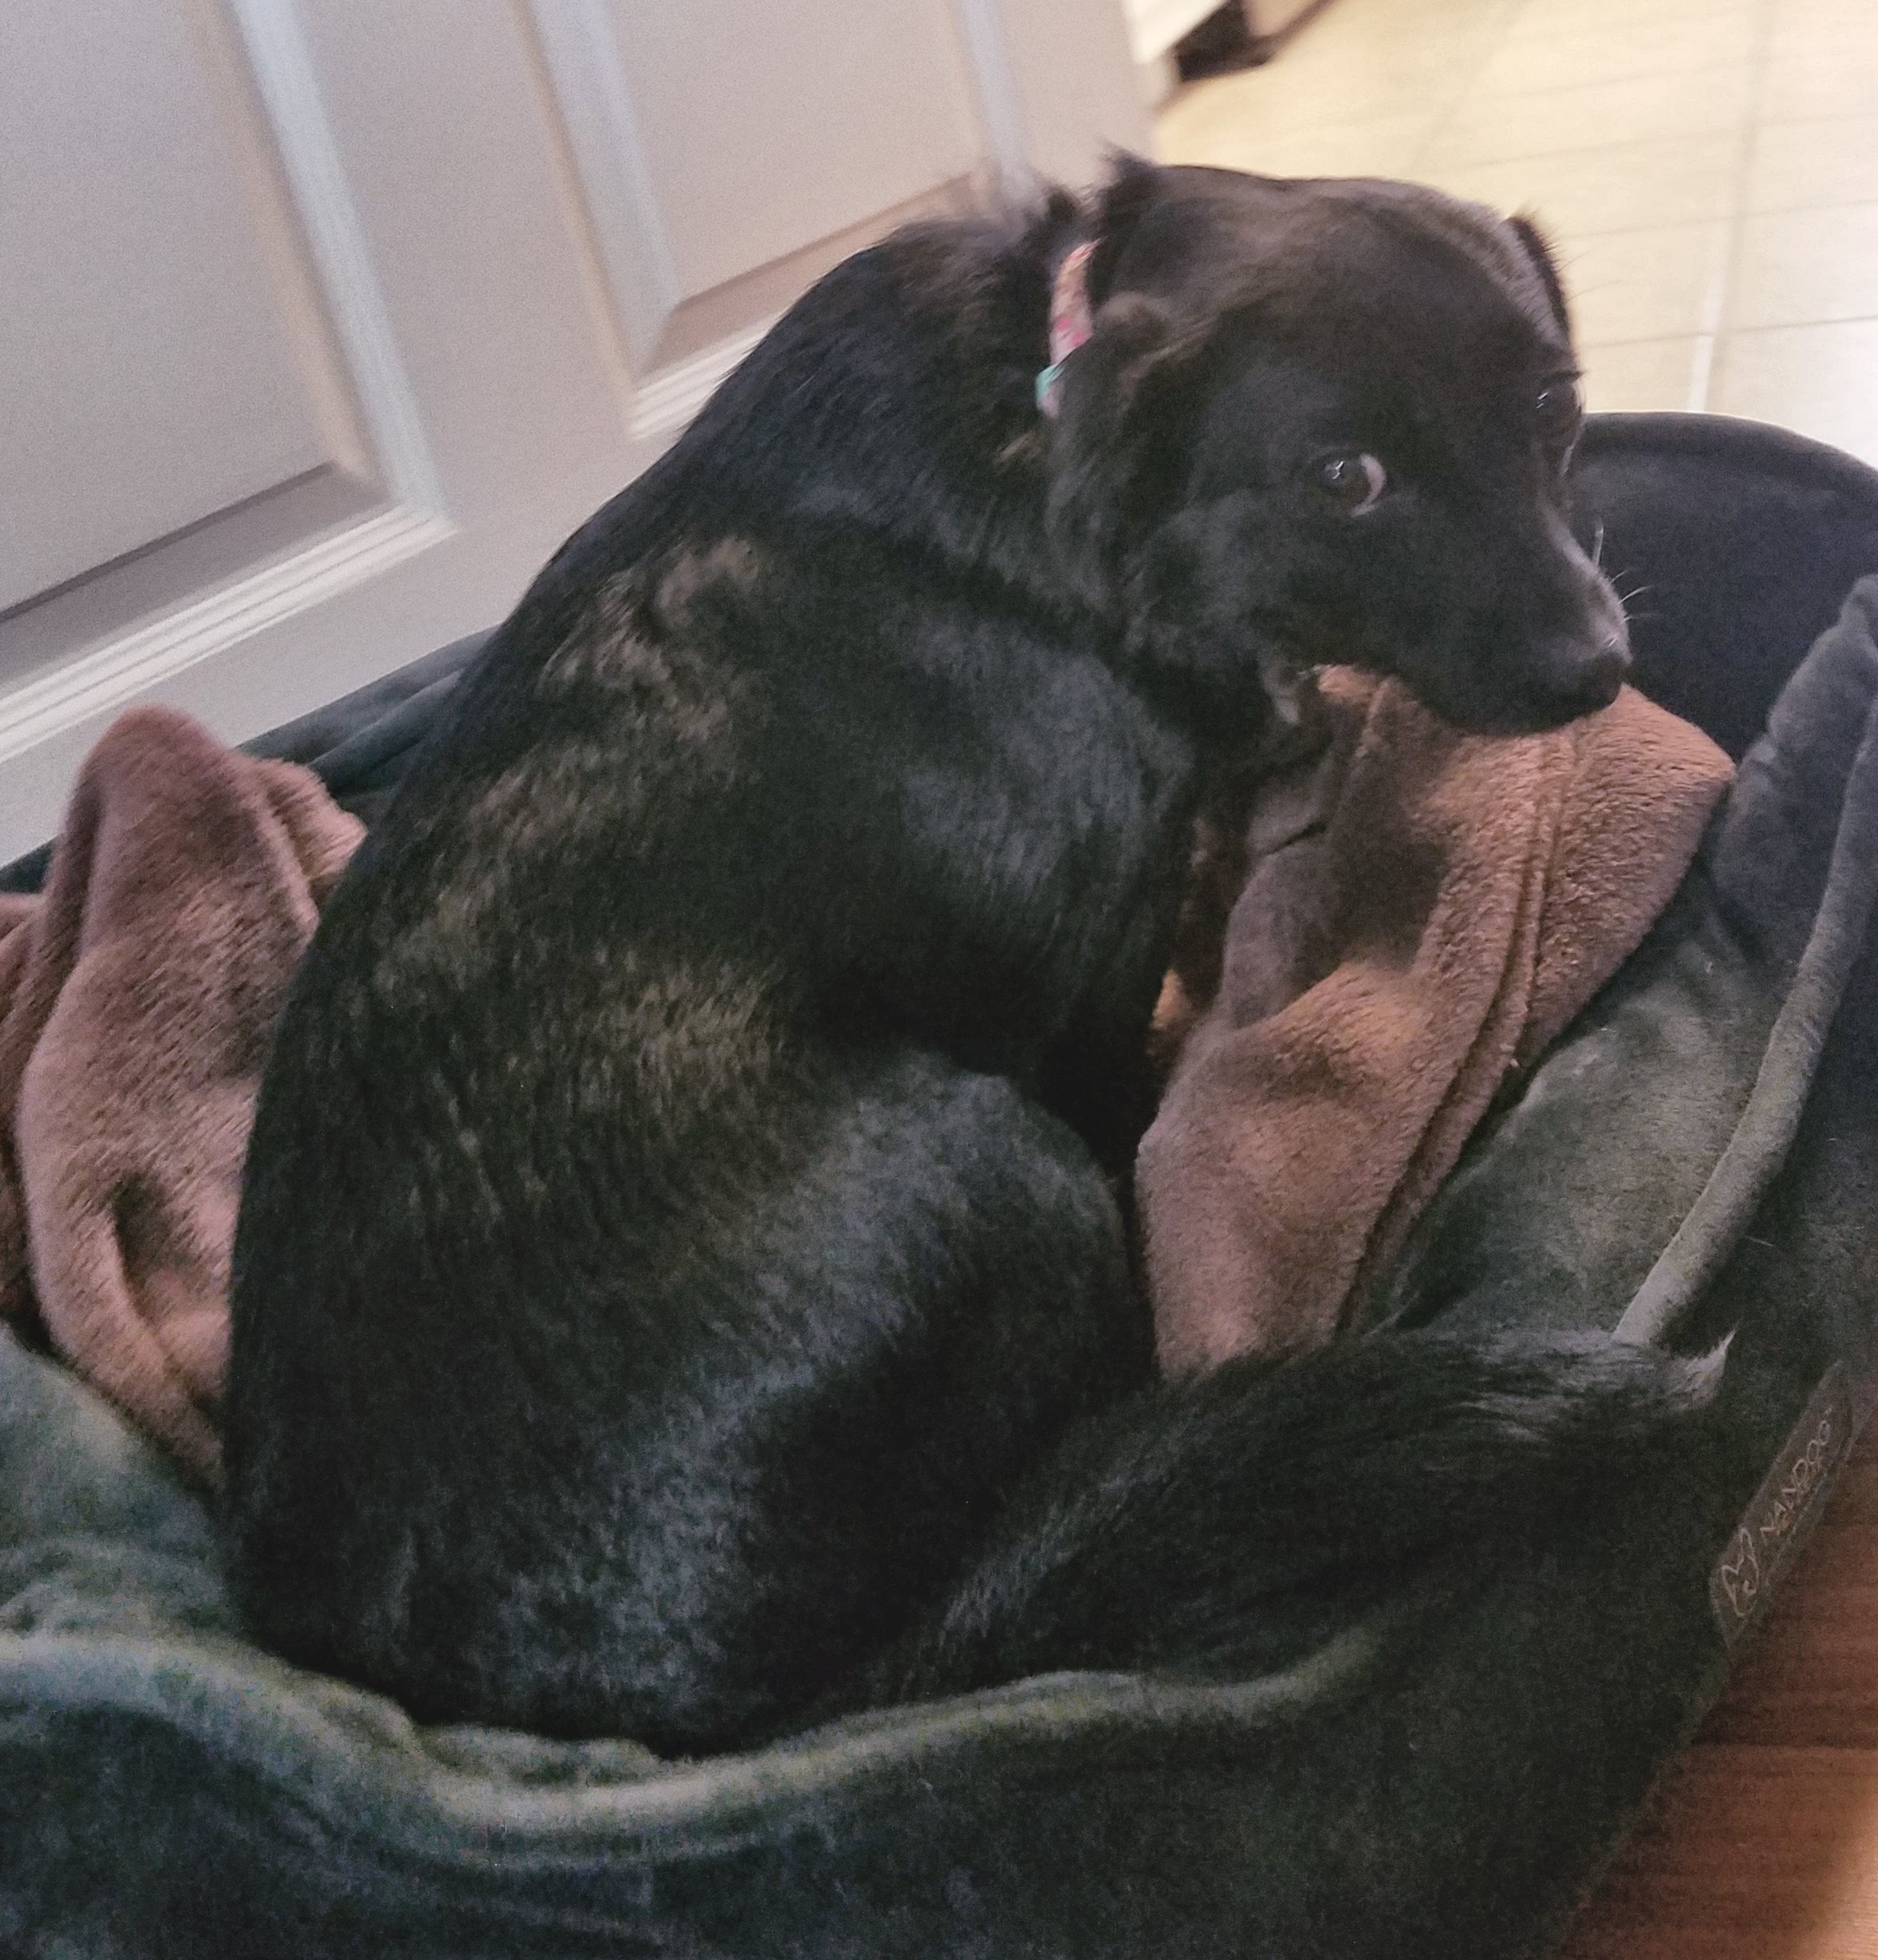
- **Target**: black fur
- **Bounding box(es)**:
[224,163,1665,1757]
[868,1330,1723,1705]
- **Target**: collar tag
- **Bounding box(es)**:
[1037,241,1095,420]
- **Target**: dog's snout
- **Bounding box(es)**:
[1529,626,1630,718]
[1563,626,1631,710]
[1579,639,1630,707]
[1535,551,1633,714]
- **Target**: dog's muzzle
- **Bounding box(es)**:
[1499,533,1635,727]
[1529,618,1632,717]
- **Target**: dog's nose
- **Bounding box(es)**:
[1518,630,1630,723]
[1541,547,1633,714]
[1571,639,1630,711]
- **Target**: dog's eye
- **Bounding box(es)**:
[1535,378,1583,445]
[1312,451,1387,515]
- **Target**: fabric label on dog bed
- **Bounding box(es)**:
[1710,1362,1852,1649]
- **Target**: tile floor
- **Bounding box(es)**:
[1155,0,1878,467]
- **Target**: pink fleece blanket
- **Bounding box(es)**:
[1139,671,1734,1378]
[0,707,360,1481]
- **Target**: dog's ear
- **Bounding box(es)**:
[1507,213,1572,339]
[1086,151,1165,304]
[1044,156,1222,609]
[1043,292,1215,614]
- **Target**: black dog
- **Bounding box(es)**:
[225,162,1701,1758]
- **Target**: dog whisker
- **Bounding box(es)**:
[1615,580,1655,612]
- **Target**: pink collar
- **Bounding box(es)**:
[1035,241,1095,419]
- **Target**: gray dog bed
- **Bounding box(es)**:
[5,412,1878,1959]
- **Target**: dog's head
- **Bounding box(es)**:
[1046,160,1629,736]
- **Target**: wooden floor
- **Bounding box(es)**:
[1560,1426,1878,1958]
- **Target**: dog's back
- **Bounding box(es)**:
[224,256,1185,1747]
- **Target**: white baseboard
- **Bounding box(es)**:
[0,506,453,771]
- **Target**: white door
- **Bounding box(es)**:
[0,0,1147,858]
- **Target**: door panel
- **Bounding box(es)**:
[0,0,372,630]
[523,0,979,411]
[614,1,979,303]
[0,0,1148,859]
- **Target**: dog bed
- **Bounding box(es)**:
[5,411,1878,1960]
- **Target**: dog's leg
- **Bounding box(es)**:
[229,1042,1151,1754]
[1034,888,1183,1185]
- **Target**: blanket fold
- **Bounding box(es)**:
[1140,671,1734,1377]
[0,707,361,1480]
